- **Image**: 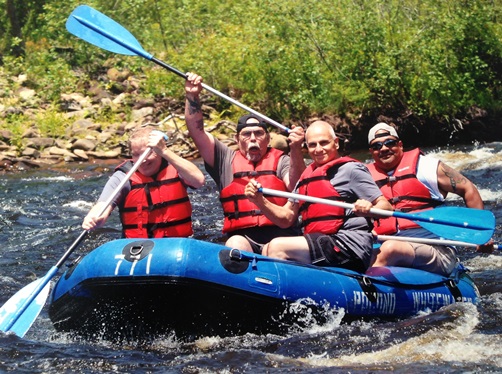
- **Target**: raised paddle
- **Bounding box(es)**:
[0,147,152,337]
[65,5,290,133]
[258,188,495,245]
[376,235,501,251]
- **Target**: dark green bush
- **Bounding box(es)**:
[1,0,501,127]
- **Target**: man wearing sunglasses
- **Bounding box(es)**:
[184,73,306,253]
[366,122,492,275]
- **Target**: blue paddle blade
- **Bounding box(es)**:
[395,206,495,245]
[66,5,153,59]
[0,279,51,337]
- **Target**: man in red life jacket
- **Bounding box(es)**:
[184,73,306,253]
[82,126,205,238]
[366,122,493,275]
[244,121,392,272]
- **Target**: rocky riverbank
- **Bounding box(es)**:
[2,68,501,174]
[0,68,302,173]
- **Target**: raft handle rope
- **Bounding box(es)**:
[229,249,468,289]
[129,244,144,260]
[230,248,259,269]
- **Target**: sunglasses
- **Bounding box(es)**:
[370,138,399,151]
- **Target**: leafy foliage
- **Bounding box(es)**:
[1,0,501,127]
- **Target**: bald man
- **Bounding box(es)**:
[245,121,392,272]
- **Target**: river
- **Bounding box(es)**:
[0,142,501,373]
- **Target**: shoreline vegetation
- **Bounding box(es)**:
[1,1,502,173]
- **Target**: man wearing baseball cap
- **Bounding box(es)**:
[184,72,306,253]
[366,122,493,275]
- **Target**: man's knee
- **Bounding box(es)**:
[225,235,252,252]
[263,238,286,259]
[374,240,414,266]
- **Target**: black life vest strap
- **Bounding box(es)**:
[224,209,262,220]
[233,170,277,178]
[374,173,416,188]
[121,196,190,213]
[220,194,247,203]
[129,177,181,190]
[296,175,329,189]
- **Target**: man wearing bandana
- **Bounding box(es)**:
[184,72,306,253]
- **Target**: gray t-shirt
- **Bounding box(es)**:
[204,139,290,190]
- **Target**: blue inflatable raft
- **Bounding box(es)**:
[48,238,479,340]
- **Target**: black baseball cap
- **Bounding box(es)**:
[236,114,268,134]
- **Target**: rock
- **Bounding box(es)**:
[2,150,18,158]
[17,74,28,84]
[25,137,55,149]
[60,93,92,111]
[0,140,11,151]
[0,158,14,170]
[0,129,13,141]
[131,107,154,121]
[21,147,40,158]
[48,146,76,158]
[87,148,122,159]
[133,98,156,109]
[17,87,36,101]
[112,93,127,105]
[88,82,112,102]
[107,67,131,82]
[97,132,113,144]
[22,128,41,138]
[73,149,89,160]
[67,119,100,137]
[3,106,23,116]
[72,138,96,151]
[270,133,289,152]
[55,139,72,149]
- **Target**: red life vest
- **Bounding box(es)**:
[220,148,289,233]
[117,161,193,238]
[366,148,442,234]
[297,157,357,234]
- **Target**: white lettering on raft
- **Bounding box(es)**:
[352,291,475,314]
[411,292,474,309]
[352,291,396,314]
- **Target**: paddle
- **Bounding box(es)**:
[258,188,495,245]
[376,235,501,251]
[65,5,289,133]
[0,148,152,337]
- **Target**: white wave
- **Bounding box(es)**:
[63,200,93,210]
[464,254,502,272]
[302,303,497,368]
[425,142,502,172]
[22,176,74,182]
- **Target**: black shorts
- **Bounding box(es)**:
[305,233,366,273]
[228,225,301,254]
